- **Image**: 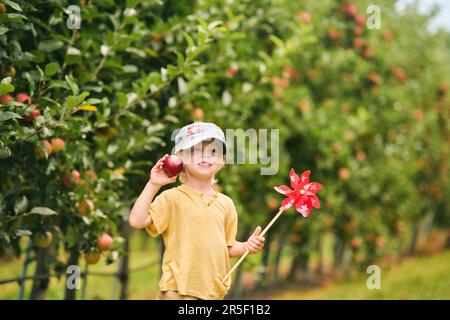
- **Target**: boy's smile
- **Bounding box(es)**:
[198,161,212,167]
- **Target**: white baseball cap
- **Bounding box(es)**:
[173,122,227,154]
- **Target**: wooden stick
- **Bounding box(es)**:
[222,208,284,284]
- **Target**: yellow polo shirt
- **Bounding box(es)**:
[145,183,238,300]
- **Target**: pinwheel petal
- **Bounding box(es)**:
[290,169,300,188]
[305,182,323,193]
[299,170,311,185]
[274,185,293,195]
[281,197,296,211]
[310,195,320,209]
[295,198,312,217]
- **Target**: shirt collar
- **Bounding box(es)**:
[178,183,219,203]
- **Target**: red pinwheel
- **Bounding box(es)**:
[274,169,323,217]
[222,168,323,283]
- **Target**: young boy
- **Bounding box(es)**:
[129,122,265,300]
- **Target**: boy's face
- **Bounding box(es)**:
[181,140,224,180]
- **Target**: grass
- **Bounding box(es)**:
[268,250,450,300]
[0,230,161,300]
[1,230,449,300]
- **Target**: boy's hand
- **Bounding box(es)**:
[149,154,178,186]
[246,226,265,254]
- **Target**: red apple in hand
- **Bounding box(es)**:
[163,155,183,177]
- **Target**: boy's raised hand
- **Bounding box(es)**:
[149,154,178,186]
[246,226,265,254]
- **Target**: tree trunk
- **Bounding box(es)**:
[140,231,149,250]
[119,225,131,300]
[64,249,80,300]
[228,267,243,299]
[287,251,301,281]
[257,232,272,289]
[333,236,345,271]
[272,234,287,285]
[30,248,50,300]
[408,223,420,256]
[315,236,323,276]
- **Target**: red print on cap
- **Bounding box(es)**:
[186,124,203,136]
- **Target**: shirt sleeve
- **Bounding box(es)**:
[145,191,171,237]
[225,199,238,246]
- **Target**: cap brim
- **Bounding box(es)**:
[174,135,227,154]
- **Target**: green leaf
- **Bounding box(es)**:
[15,230,32,237]
[44,62,59,77]
[0,145,11,159]
[38,40,64,52]
[208,21,223,31]
[65,75,79,95]
[14,196,28,214]
[0,111,21,121]
[66,226,77,248]
[269,35,284,48]
[194,16,208,31]
[30,207,57,216]
[123,64,138,73]
[183,33,195,48]
[64,96,78,110]
[6,13,27,21]
[176,52,184,68]
[0,83,14,96]
[0,26,9,35]
[4,1,23,12]
[117,92,127,108]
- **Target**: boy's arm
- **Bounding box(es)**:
[128,182,160,229]
[228,227,265,258]
[128,154,176,229]
[228,241,247,258]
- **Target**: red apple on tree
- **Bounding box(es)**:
[353,37,365,49]
[362,47,374,59]
[354,14,366,26]
[71,169,80,184]
[51,138,65,153]
[327,29,342,41]
[78,199,95,216]
[63,169,80,188]
[353,26,363,36]
[368,72,380,85]
[84,251,101,265]
[163,155,184,178]
[16,93,31,104]
[35,140,52,158]
[96,233,113,251]
[191,107,204,120]
[0,94,13,104]
[342,3,358,17]
[24,104,41,122]
[298,11,312,24]
[226,66,238,77]
[63,175,72,188]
